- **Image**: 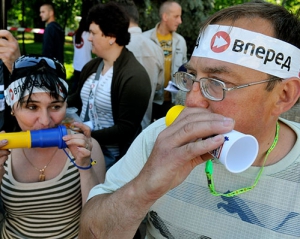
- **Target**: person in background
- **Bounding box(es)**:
[174,64,187,106]
[67,2,151,170]
[0,30,21,132]
[118,0,164,129]
[0,30,20,73]
[0,55,105,238]
[143,0,187,122]
[78,1,300,238]
[40,2,65,64]
[71,16,92,94]
[0,30,21,229]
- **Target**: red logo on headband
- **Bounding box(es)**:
[9,88,14,101]
[211,31,231,53]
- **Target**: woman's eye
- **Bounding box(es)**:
[52,105,62,110]
[27,105,37,110]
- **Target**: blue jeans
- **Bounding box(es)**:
[101,146,117,171]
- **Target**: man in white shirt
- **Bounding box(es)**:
[78,2,300,239]
[143,1,187,121]
[120,0,165,129]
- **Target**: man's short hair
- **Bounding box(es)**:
[117,0,139,25]
[41,2,55,15]
[159,1,180,19]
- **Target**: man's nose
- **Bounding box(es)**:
[185,81,209,108]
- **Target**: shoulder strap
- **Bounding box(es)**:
[84,61,104,121]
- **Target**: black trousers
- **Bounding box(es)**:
[151,101,174,122]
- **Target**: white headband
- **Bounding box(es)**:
[192,25,300,79]
[4,77,69,107]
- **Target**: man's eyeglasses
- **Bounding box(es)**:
[173,71,280,101]
[11,54,66,81]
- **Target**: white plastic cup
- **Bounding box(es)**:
[165,105,259,173]
[209,130,259,173]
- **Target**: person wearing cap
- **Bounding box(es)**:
[78,1,300,238]
[0,55,105,238]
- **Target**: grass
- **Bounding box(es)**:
[17,35,75,82]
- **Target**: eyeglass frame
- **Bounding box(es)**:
[173,71,281,101]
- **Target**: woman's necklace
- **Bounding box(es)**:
[22,148,58,182]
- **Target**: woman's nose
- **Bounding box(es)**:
[38,110,51,127]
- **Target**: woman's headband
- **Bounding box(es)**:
[4,77,69,107]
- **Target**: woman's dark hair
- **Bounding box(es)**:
[75,17,89,45]
[87,2,130,46]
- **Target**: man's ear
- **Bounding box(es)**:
[273,77,300,116]
[162,13,168,22]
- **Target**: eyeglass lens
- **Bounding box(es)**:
[175,72,224,101]
[201,79,224,101]
[174,72,193,91]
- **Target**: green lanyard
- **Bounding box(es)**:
[205,121,280,197]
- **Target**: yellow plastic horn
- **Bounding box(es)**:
[165,105,185,126]
[0,131,31,149]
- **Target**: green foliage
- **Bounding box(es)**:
[267,0,300,14]
[179,0,214,56]
[211,0,249,13]
[7,0,91,31]
[212,0,300,14]
[17,37,75,80]
[7,0,299,64]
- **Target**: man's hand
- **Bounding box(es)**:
[0,30,21,72]
[78,107,235,239]
[134,107,235,202]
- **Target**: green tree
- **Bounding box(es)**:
[268,0,300,14]
[7,0,97,33]
[7,0,299,56]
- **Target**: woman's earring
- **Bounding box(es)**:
[109,41,113,45]
[11,111,14,116]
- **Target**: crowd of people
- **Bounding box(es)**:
[0,0,300,238]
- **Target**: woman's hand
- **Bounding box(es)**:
[62,122,105,205]
[0,133,11,179]
[62,122,93,168]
